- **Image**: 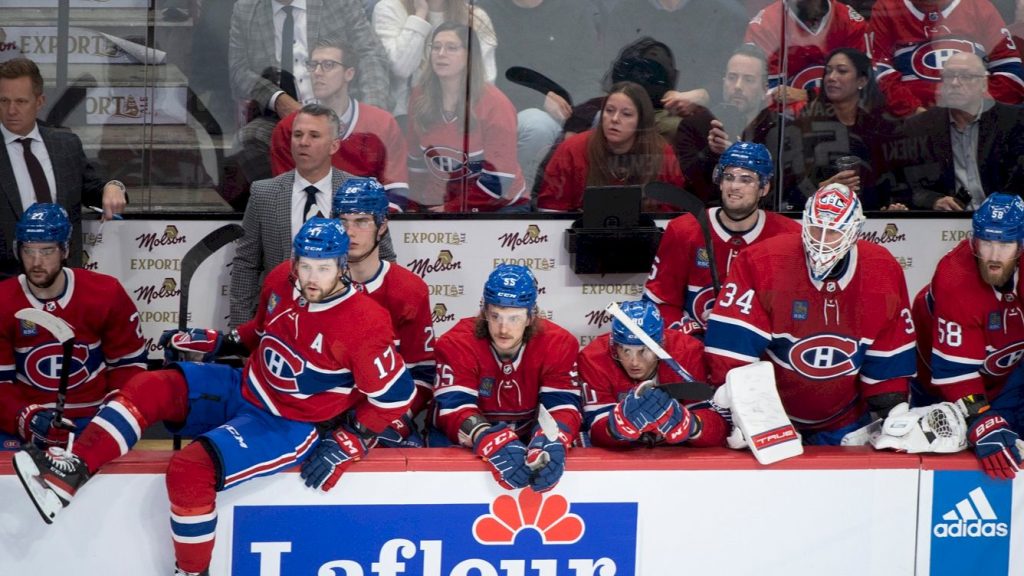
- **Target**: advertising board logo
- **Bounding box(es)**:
[492,257,556,272]
[581,284,643,297]
[86,93,148,119]
[133,277,180,305]
[135,225,187,252]
[585,309,612,330]
[859,223,907,245]
[930,472,1010,575]
[0,28,16,52]
[407,250,463,278]
[498,225,549,253]
[402,231,466,245]
[232,489,637,575]
[82,250,99,271]
[432,303,456,323]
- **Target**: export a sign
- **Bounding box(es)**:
[232,489,637,575]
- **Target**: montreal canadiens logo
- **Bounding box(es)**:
[690,286,717,327]
[982,341,1024,376]
[23,343,91,391]
[790,64,825,91]
[258,335,306,393]
[787,334,859,380]
[424,145,471,181]
[911,39,975,81]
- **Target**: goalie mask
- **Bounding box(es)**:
[801,183,865,281]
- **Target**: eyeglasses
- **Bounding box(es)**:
[430,43,464,55]
[305,59,346,72]
[721,172,760,187]
[940,71,986,83]
[20,245,60,258]
[339,217,375,230]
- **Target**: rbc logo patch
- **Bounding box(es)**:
[695,248,710,269]
[21,343,92,392]
[792,300,809,321]
[19,319,38,337]
[911,39,976,81]
[258,336,306,393]
[787,334,859,380]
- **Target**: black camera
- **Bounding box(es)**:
[952,187,972,209]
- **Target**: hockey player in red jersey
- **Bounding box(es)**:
[705,183,916,444]
[12,218,415,576]
[745,0,868,106]
[432,264,581,492]
[913,193,1024,479]
[0,203,145,449]
[644,142,800,330]
[870,0,1024,116]
[579,300,728,449]
[333,177,435,446]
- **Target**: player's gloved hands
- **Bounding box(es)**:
[473,423,531,490]
[376,414,424,448]
[968,413,1023,480]
[646,387,698,444]
[609,381,664,441]
[17,404,74,448]
[300,424,372,491]
[669,318,705,340]
[158,328,223,363]
[526,430,566,493]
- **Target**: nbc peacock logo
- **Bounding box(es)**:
[472,489,584,545]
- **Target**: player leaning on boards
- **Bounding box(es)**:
[579,300,729,448]
[12,218,415,576]
[333,177,436,447]
[705,183,917,445]
[0,203,146,449]
[911,193,1024,479]
[432,264,582,492]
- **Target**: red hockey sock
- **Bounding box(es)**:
[74,369,190,473]
[167,442,219,574]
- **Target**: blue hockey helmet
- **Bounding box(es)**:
[713,141,774,185]
[611,300,664,346]
[972,193,1024,243]
[292,217,350,266]
[16,203,72,253]
[331,177,389,225]
[483,264,537,310]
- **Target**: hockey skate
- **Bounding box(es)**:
[12,444,90,524]
[174,565,210,576]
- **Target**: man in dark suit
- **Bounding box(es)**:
[899,52,1024,211]
[230,103,353,326]
[0,57,127,276]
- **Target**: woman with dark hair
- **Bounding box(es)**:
[407,22,528,212]
[793,47,907,211]
[537,81,685,212]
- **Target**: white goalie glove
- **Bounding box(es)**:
[870,402,968,454]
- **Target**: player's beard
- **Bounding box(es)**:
[27,266,62,290]
[978,258,1017,288]
[302,277,345,303]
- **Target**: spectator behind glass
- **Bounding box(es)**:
[870,0,1024,117]
[794,48,908,211]
[373,0,497,121]
[407,22,527,212]
[537,81,684,212]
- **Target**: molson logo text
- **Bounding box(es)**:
[432,303,456,323]
[232,489,637,575]
[585,309,613,330]
[136,225,187,252]
[408,250,463,278]
[498,225,549,253]
[133,277,180,305]
[859,223,906,245]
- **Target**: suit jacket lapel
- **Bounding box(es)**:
[38,126,67,206]
[275,171,296,260]
[255,0,277,69]
[0,140,23,217]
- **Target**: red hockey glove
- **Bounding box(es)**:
[17,404,74,448]
[968,413,1022,480]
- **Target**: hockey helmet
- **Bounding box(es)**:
[16,203,71,253]
[972,193,1024,244]
[801,183,865,281]
[293,217,349,266]
[483,264,537,310]
[611,300,664,347]
[713,141,774,185]
[331,177,389,225]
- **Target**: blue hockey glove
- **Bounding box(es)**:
[473,423,531,490]
[376,414,424,448]
[158,328,223,363]
[609,381,667,441]
[526,431,566,493]
[968,413,1022,480]
[17,404,74,448]
[300,424,371,491]
[646,387,699,444]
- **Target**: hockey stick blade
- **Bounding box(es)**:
[15,308,74,343]
[178,224,244,331]
[504,66,573,106]
[605,302,704,386]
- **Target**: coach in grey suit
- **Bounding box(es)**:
[0,58,126,276]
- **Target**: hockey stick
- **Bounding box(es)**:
[505,66,573,106]
[14,308,76,435]
[605,302,714,401]
[642,181,721,295]
[172,223,244,449]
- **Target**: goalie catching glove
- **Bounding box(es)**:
[870,402,968,454]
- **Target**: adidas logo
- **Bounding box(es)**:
[932,487,1008,538]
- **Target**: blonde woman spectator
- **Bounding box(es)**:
[373,0,497,118]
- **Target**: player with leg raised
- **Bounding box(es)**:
[0,203,145,449]
[12,218,414,576]
[704,183,916,445]
[432,264,581,492]
[579,300,728,448]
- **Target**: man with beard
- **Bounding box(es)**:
[644,142,800,331]
[912,193,1024,479]
[0,203,145,450]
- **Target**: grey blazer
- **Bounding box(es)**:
[229,167,351,326]
[228,0,392,111]
[0,125,104,275]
